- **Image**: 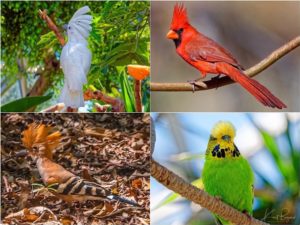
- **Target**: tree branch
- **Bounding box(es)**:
[38,9,65,46]
[150,36,300,92]
[151,160,269,225]
[84,89,124,112]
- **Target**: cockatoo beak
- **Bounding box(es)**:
[63,24,68,31]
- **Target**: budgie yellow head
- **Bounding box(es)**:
[206,121,240,159]
[211,121,236,142]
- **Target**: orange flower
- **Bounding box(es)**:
[127,65,150,80]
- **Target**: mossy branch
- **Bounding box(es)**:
[150,36,300,92]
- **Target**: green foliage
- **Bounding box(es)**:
[1,1,150,112]
[0,94,52,112]
[119,71,135,112]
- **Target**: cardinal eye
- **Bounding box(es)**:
[178,28,184,33]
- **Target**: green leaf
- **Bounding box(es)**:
[170,152,205,162]
[1,94,53,112]
[119,71,135,112]
[260,130,292,186]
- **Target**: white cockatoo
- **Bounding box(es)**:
[59,6,92,109]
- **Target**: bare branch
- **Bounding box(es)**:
[84,89,124,112]
[40,103,65,112]
[151,159,269,225]
[151,36,300,92]
[38,9,65,46]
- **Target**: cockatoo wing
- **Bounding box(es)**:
[61,43,91,91]
[60,43,91,108]
[60,6,92,108]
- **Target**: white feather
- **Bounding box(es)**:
[59,6,92,108]
[71,6,90,20]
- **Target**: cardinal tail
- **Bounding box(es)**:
[218,64,286,109]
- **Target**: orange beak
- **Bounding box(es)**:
[166,30,179,40]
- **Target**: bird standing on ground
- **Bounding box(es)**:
[202,121,254,224]
[59,6,92,111]
[21,123,139,206]
[167,4,286,109]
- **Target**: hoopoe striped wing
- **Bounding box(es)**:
[51,176,140,206]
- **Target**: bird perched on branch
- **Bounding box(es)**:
[202,121,254,224]
[167,4,286,109]
[59,6,92,110]
[21,123,139,207]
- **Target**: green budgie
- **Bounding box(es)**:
[202,121,254,225]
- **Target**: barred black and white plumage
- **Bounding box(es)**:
[52,176,139,207]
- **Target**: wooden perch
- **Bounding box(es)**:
[150,36,300,92]
[151,160,269,225]
[84,89,124,112]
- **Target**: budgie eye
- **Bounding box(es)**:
[221,135,231,141]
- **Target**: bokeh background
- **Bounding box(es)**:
[151,113,300,225]
[151,2,300,112]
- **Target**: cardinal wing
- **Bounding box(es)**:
[185,35,243,69]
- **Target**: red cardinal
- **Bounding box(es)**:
[167,4,286,109]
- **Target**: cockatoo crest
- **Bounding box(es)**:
[67,6,92,41]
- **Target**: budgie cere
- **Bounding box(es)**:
[59,6,92,108]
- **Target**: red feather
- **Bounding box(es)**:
[170,3,189,30]
[168,4,286,109]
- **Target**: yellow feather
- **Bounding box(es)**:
[211,121,236,140]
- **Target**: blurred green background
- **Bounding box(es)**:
[151,113,300,225]
[151,2,300,112]
[1,1,150,112]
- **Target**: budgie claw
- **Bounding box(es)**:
[242,210,252,219]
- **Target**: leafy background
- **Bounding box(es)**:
[1,1,150,112]
[151,113,300,225]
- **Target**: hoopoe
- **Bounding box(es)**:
[21,123,140,206]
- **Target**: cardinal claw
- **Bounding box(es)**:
[187,79,207,92]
